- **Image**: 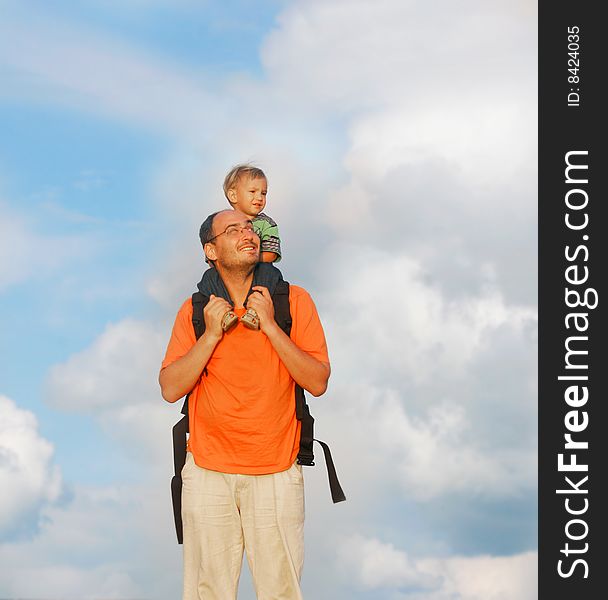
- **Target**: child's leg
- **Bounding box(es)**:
[197,268,238,331]
[197,267,233,302]
[252,262,284,296]
[241,263,285,330]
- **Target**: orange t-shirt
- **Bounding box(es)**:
[161,285,329,475]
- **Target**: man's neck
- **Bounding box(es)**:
[216,264,255,308]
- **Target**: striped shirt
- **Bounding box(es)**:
[253,212,282,261]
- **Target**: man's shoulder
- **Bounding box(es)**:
[176,296,194,317]
[284,284,326,339]
[288,284,308,298]
[287,284,314,306]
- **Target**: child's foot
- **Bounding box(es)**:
[240,308,259,330]
[221,310,239,332]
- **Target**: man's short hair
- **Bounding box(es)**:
[223,164,267,202]
[199,211,221,247]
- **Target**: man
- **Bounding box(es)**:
[159,209,331,600]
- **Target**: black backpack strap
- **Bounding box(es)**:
[272,279,292,334]
[171,401,188,544]
[191,291,207,339]
[273,282,346,504]
[295,385,315,465]
[313,439,346,503]
[171,292,209,544]
[294,384,346,503]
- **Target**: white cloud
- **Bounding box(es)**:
[342,95,536,190]
[320,246,535,387]
[46,318,177,464]
[0,395,62,539]
[311,381,536,510]
[338,534,537,599]
[262,0,536,113]
[376,393,536,500]
[302,247,537,503]
[416,551,538,600]
[1,565,140,600]
[47,319,164,411]
[0,483,181,599]
[338,535,439,591]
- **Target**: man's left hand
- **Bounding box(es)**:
[247,286,276,333]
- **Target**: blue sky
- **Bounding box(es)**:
[1,1,537,598]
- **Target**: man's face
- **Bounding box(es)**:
[205,210,260,268]
[227,176,268,218]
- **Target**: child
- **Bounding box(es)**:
[223,165,281,264]
[198,164,284,331]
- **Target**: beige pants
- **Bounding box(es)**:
[181,453,305,600]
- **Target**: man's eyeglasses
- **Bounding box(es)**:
[207,221,259,243]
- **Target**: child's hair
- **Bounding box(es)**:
[223,164,267,203]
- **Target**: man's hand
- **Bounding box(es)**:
[159,295,229,403]
[204,294,233,340]
[247,286,277,334]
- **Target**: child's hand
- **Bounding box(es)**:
[247,286,276,333]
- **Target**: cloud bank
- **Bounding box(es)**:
[0,395,62,540]
[338,534,537,600]
[1,0,536,598]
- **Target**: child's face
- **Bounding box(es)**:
[228,176,268,218]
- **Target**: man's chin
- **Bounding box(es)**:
[221,252,259,271]
[243,251,261,264]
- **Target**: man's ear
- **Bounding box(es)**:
[204,243,217,262]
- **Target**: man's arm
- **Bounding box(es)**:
[247,286,330,397]
[159,295,230,403]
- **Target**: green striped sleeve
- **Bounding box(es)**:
[253,212,282,261]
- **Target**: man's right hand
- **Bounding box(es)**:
[203,294,233,340]
[159,294,230,403]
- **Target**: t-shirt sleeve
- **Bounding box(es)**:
[254,213,282,261]
[161,298,197,370]
[289,286,330,365]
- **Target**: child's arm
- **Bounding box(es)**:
[254,213,282,263]
[261,251,279,263]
